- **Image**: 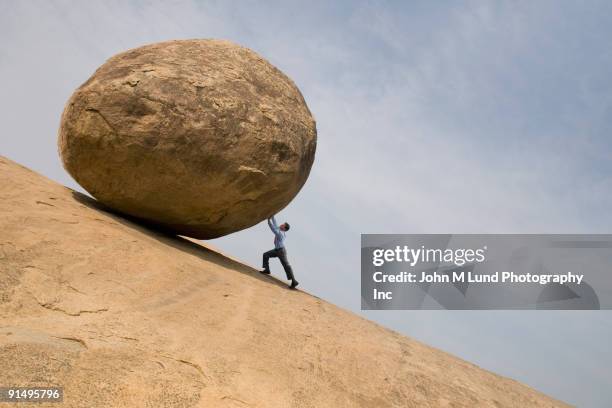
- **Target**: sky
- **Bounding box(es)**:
[1,1,611,406]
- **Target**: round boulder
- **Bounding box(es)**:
[58,39,316,239]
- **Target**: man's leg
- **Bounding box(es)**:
[261,248,278,274]
[278,248,298,288]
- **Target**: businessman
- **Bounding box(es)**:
[261,215,298,289]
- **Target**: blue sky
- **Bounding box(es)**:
[1,1,611,406]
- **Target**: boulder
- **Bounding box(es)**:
[58,39,316,238]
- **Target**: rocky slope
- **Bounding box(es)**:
[0,156,568,407]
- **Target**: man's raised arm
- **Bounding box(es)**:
[267,215,279,232]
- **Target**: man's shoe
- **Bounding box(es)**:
[290,279,299,289]
[260,268,270,275]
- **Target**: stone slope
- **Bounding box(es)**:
[0,156,568,407]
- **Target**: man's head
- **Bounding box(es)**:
[280,222,290,232]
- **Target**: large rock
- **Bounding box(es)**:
[58,39,316,239]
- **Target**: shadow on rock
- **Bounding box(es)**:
[70,190,291,291]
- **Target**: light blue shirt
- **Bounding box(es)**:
[268,216,286,249]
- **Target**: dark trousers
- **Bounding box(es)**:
[262,247,295,280]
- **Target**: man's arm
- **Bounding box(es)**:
[268,216,279,232]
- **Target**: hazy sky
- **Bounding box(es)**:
[1,1,611,406]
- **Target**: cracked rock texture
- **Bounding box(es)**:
[0,157,569,408]
[58,39,317,239]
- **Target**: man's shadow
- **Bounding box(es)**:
[70,190,291,291]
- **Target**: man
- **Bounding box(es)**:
[261,215,298,289]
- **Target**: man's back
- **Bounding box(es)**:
[268,216,286,249]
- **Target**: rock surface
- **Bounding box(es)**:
[58,39,316,239]
[0,156,568,408]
